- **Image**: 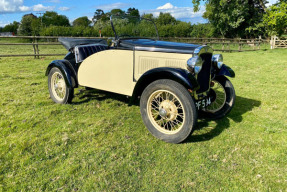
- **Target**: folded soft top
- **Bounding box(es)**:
[58,38,108,51]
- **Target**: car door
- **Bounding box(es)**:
[78,49,136,96]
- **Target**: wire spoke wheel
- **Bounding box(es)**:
[51,72,66,101]
[199,76,235,120]
[140,79,197,143]
[48,67,74,104]
[206,80,227,113]
[147,89,186,134]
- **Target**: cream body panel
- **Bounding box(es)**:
[78,49,135,96]
[134,51,192,80]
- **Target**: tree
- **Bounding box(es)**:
[31,18,41,36]
[173,22,192,37]
[190,23,215,37]
[142,13,154,20]
[156,12,177,25]
[92,9,109,23]
[110,9,125,16]
[2,21,20,34]
[263,2,287,36]
[18,13,38,35]
[127,8,140,17]
[198,0,268,38]
[126,8,140,23]
[73,16,92,27]
[41,11,70,27]
[192,0,268,12]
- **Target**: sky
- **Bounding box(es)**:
[0,0,279,27]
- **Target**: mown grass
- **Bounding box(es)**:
[0,47,286,191]
[0,38,66,56]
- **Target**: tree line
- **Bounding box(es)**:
[0,1,286,38]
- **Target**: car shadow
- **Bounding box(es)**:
[73,88,261,143]
[72,88,130,105]
[184,95,261,143]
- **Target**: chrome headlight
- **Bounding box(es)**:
[187,56,203,74]
[212,54,223,69]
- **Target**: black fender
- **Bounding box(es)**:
[217,64,235,78]
[130,67,199,103]
[45,60,78,88]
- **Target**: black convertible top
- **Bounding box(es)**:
[58,38,108,51]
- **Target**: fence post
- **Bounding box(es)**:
[35,39,39,59]
[273,36,277,49]
[270,35,276,49]
[32,37,36,59]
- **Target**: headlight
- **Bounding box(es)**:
[212,54,223,69]
[187,56,203,74]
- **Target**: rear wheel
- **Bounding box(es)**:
[140,79,197,143]
[48,67,74,104]
[200,76,235,119]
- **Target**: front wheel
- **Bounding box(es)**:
[140,79,197,143]
[200,76,235,120]
[48,67,74,104]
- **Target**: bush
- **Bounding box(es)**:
[39,26,99,37]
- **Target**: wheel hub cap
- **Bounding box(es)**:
[159,100,178,121]
[57,80,65,92]
[159,108,167,117]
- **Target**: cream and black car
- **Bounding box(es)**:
[46,16,235,143]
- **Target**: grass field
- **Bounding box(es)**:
[0,47,286,191]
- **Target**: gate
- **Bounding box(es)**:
[271,36,287,49]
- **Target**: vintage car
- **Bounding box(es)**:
[46,16,235,143]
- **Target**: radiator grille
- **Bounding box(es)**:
[196,53,212,93]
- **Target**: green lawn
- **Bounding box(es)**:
[0,48,286,191]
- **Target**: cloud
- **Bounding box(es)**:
[96,2,130,11]
[19,5,30,12]
[58,7,70,11]
[0,20,10,27]
[33,4,54,12]
[0,0,54,14]
[141,3,205,21]
[157,3,175,10]
[0,0,24,13]
[266,0,278,6]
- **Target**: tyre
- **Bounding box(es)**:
[48,67,74,104]
[200,76,235,120]
[140,79,197,143]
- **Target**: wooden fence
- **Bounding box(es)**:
[0,36,103,58]
[0,36,270,58]
[162,37,269,52]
